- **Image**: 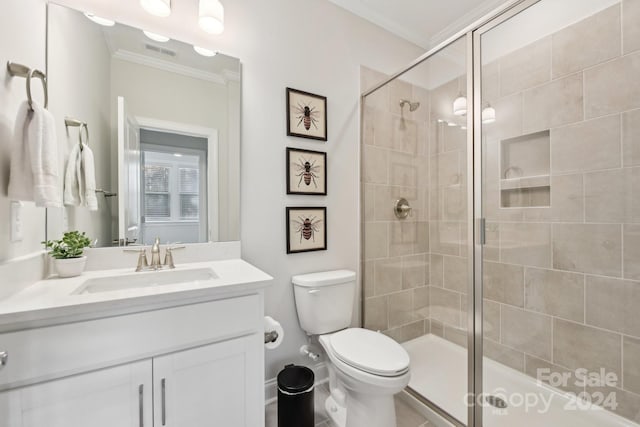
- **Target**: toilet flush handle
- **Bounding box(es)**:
[308,289,320,295]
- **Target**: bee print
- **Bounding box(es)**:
[293,216,322,243]
[294,102,321,131]
[294,156,321,188]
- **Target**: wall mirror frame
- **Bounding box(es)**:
[45,2,241,248]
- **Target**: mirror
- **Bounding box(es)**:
[46,3,241,247]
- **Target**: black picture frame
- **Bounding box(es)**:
[286,88,327,141]
[286,147,327,195]
[286,207,327,254]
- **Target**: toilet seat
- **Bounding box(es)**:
[329,328,410,377]
[319,330,411,391]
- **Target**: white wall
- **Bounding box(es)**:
[221,0,423,379]
[10,0,424,379]
[47,5,113,247]
[0,0,47,263]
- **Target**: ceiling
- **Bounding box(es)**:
[326,0,511,48]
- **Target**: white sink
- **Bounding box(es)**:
[73,267,218,295]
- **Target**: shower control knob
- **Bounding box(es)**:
[394,198,413,219]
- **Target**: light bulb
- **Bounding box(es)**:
[453,94,467,116]
[199,0,224,34]
[84,12,115,27]
[482,105,496,124]
[193,46,218,57]
[140,0,171,17]
[143,30,170,42]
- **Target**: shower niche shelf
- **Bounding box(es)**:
[499,130,550,208]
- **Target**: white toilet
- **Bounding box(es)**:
[292,270,411,427]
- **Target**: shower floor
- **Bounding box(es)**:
[403,334,638,427]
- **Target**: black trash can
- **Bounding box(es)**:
[277,364,314,427]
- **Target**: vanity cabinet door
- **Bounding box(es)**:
[0,388,22,427]
[152,334,263,427]
[6,360,152,427]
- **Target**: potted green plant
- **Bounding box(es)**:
[43,231,92,278]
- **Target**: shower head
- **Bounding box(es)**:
[399,99,420,112]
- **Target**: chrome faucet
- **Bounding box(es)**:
[150,237,162,270]
[124,238,185,272]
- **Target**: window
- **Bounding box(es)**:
[179,167,199,219]
[142,150,203,222]
[144,165,171,218]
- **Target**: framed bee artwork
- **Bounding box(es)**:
[286,148,327,195]
[286,88,327,141]
[286,207,327,254]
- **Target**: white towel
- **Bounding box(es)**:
[63,143,98,211]
[63,143,83,206]
[8,101,61,207]
[8,102,33,202]
[81,144,98,211]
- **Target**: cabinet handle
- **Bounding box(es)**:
[138,384,144,427]
[161,378,167,426]
[0,351,7,368]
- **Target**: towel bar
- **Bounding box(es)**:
[65,117,90,149]
[95,189,117,198]
[7,61,48,110]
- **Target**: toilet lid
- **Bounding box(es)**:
[330,328,410,377]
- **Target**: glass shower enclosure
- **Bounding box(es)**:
[361,0,640,426]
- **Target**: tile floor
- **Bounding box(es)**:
[265,383,432,427]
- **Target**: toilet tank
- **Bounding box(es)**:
[292,270,356,335]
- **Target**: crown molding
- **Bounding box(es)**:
[222,68,241,83]
[112,49,229,85]
[327,0,430,48]
[428,0,510,47]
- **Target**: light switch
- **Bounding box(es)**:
[10,201,23,242]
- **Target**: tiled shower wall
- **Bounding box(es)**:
[478,2,640,422]
[361,66,432,342]
[361,58,469,345]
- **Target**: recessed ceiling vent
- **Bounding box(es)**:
[144,43,177,57]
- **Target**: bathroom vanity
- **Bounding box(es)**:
[0,259,271,426]
[0,2,272,426]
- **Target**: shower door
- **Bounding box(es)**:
[476,0,640,425]
[361,36,473,426]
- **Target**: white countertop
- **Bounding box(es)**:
[0,259,272,332]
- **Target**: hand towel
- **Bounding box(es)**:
[81,144,98,211]
[63,143,83,206]
[31,102,61,207]
[7,102,33,202]
[8,101,61,207]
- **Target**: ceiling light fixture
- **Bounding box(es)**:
[453,93,467,116]
[482,104,496,124]
[143,30,170,42]
[84,12,115,27]
[193,45,218,57]
[140,0,171,17]
[199,0,225,34]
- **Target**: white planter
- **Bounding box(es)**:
[54,256,87,278]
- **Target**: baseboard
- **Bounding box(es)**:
[265,362,328,405]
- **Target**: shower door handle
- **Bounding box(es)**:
[477,218,486,245]
[161,378,167,425]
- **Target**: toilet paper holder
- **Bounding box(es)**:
[265,330,279,344]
